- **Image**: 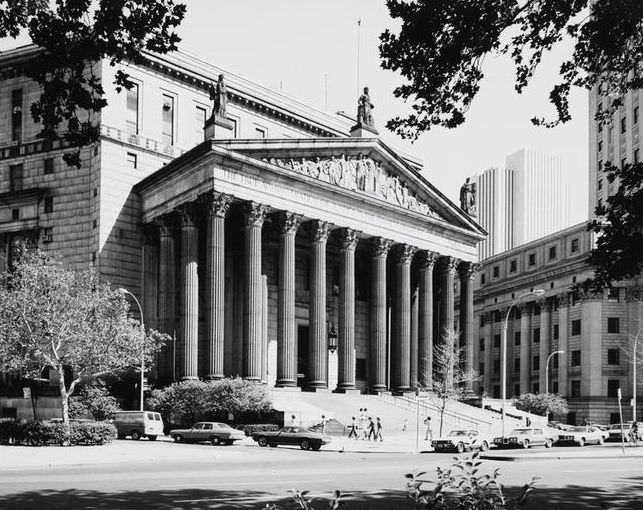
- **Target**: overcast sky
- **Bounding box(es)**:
[2,1,589,219]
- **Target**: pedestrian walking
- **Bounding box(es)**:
[375,417,383,442]
[320,414,327,434]
[367,417,376,441]
[631,421,639,446]
[402,417,408,431]
[348,416,358,439]
[358,408,365,439]
[423,416,433,441]
[362,408,369,439]
[290,414,296,426]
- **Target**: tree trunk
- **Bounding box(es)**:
[439,398,446,436]
[57,368,71,443]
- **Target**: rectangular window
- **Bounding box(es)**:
[621,116,627,134]
[607,288,619,301]
[355,358,367,379]
[12,89,23,142]
[493,334,500,348]
[571,319,581,336]
[126,152,137,169]
[493,359,500,374]
[11,208,19,220]
[514,357,520,372]
[195,105,207,143]
[549,246,557,260]
[254,126,267,138]
[125,82,139,134]
[44,196,54,213]
[479,338,485,351]
[553,324,559,340]
[533,328,540,343]
[571,350,581,367]
[44,158,54,175]
[514,331,521,345]
[479,362,484,375]
[534,304,541,316]
[635,105,640,124]
[571,380,581,397]
[528,253,536,266]
[607,349,620,365]
[607,317,620,333]
[509,260,517,273]
[493,265,499,277]
[533,356,540,371]
[607,380,620,398]
[9,164,23,192]
[553,355,559,369]
[571,238,579,253]
[533,382,540,394]
[161,94,174,146]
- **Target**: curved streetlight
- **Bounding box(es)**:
[633,329,642,422]
[545,350,565,395]
[118,288,145,412]
[501,289,545,436]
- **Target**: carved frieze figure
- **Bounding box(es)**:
[357,86,375,128]
[459,177,477,217]
[209,73,228,119]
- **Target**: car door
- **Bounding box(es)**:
[532,429,545,446]
[186,423,203,440]
[199,423,214,441]
[280,427,297,445]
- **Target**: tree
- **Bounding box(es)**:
[515,393,568,417]
[379,0,643,139]
[68,382,122,421]
[582,162,643,291]
[429,327,479,435]
[0,250,167,430]
[0,0,186,166]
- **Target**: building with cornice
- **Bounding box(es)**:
[0,45,485,418]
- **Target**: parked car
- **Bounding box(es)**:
[431,429,492,453]
[555,426,604,446]
[607,422,643,442]
[170,422,246,445]
[112,411,164,441]
[252,426,331,451]
[493,428,554,449]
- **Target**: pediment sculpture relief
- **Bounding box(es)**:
[262,154,440,218]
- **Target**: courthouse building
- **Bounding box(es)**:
[0,44,485,415]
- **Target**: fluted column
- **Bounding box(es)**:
[458,261,477,388]
[392,244,416,393]
[155,216,175,379]
[410,287,419,390]
[337,228,359,391]
[369,238,393,391]
[243,202,269,381]
[202,192,232,380]
[276,211,302,387]
[519,304,531,394]
[308,220,332,390]
[438,256,458,341]
[418,251,438,389]
[539,299,551,392]
[179,204,199,380]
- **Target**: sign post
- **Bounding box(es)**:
[617,387,625,454]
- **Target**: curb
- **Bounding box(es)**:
[481,453,643,462]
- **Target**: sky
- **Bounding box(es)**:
[1,0,589,219]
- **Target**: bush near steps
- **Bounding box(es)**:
[0,418,115,446]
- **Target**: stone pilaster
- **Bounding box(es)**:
[557,296,569,396]
[243,202,269,381]
[519,304,531,394]
[261,274,269,383]
[482,313,492,393]
[458,261,477,388]
[155,215,176,380]
[202,192,232,380]
[391,244,416,393]
[308,220,332,390]
[418,251,438,389]
[539,299,551,392]
[438,256,458,341]
[178,204,199,380]
[410,287,419,390]
[337,228,359,392]
[369,237,393,391]
[276,211,302,387]
[142,225,159,381]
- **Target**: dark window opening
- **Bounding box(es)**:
[571,350,581,367]
[607,317,620,333]
[607,349,620,365]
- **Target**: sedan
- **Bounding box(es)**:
[431,429,492,453]
[556,426,604,446]
[170,422,246,445]
[493,428,554,449]
[252,426,331,451]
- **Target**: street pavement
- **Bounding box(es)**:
[0,438,642,509]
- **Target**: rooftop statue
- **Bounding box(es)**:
[357,87,375,128]
[209,73,228,119]
[459,177,477,217]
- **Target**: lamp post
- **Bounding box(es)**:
[633,329,642,422]
[545,350,564,395]
[119,288,145,412]
[501,289,544,436]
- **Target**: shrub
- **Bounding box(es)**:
[0,418,21,444]
[69,422,116,445]
[0,419,115,446]
[69,383,121,421]
[515,393,568,416]
[238,423,279,437]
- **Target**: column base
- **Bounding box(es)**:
[367,385,389,394]
[333,387,361,395]
[180,376,199,381]
[275,379,298,388]
[243,376,262,383]
[204,375,224,381]
[271,386,302,392]
[392,389,414,396]
[303,386,331,393]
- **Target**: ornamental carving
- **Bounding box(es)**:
[276,211,303,236]
[262,154,439,218]
[439,256,458,274]
[371,237,393,258]
[310,220,332,243]
[177,203,198,228]
[154,215,174,238]
[457,261,478,280]
[244,202,269,228]
[338,228,360,251]
[418,250,439,270]
[393,244,417,265]
[202,191,232,218]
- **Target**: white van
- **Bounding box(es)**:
[112,411,164,441]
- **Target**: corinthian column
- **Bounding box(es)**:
[178,204,199,380]
[155,215,175,379]
[276,211,302,387]
[307,220,332,390]
[418,251,438,389]
[202,192,232,380]
[243,202,269,381]
[370,237,393,391]
[337,228,359,392]
[438,256,458,342]
[458,261,477,388]
[392,244,416,393]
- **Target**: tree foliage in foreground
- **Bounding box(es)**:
[380,0,643,139]
[0,250,167,427]
[68,382,122,421]
[1,0,186,166]
[515,393,568,417]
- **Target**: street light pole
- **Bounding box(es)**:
[119,288,145,412]
[634,329,642,422]
[545,350,565,395]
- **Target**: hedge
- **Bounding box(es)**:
[0,419,116,446]
[237,423,280,436]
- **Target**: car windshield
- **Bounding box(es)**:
[509,429,531,434]
[448,430,471,436]
[569,426,589,432]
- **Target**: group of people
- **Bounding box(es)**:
[347,408,383,441]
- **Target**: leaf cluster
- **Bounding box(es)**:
[68,382,122,421]
[380,0,643,138]
[514,393,568,417]
[263,490,348,510]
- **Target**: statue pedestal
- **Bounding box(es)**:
[350,122,379,138]
[205,115,235,139]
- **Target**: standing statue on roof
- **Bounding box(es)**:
[459,177,477,217]
[357,86,375,128]
[210,73,228,119]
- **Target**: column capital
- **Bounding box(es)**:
[418,250,439,270]
[371,237,393,258]
[557,294,570,307]
[276,211,303,236]
[244,201,270,228]
[201,191,233,218]
[310,220,332,243]
[177,203,199,228]
[438,255,458,274]
[457,260,479,280]
[393,244,417,265]
[154,214,174,238]
[338,228,360,251]
[142,223,157,245]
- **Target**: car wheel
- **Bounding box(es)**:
[148,435,157,441]
[311,443,321,451]
[211,436,221,446]
[173,434,183,443]
[456,442,465,454]
[131,430,141,441]
[577,438,585,447]
[300,439,311,450]
[545,439,553,448]
[521,439,529,449]
[480,441,489,452]
[257,437,268,447]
